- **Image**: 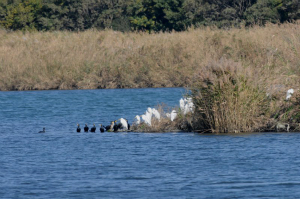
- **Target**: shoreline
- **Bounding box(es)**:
[0,86,184,92]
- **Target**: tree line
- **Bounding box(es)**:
[0,0,299,32]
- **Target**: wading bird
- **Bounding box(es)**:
[180,97,195,115]
[170,110,177,121]
[152,108,160,121]
[119,118,128,130]
[276,122,290,132]
[180,98,185,112]
[134,115,141,125]
[286,88,294,100]
[141,108,153,126]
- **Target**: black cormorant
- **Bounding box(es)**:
[77,124,81,132]
[38,128,45,133]
[105,124,111,131]
[90,124,96,132]
[84,124,89,132]
[126,119,130,130]
[117,122,122,129]
[99,124,105,133]
[113,120,119,132]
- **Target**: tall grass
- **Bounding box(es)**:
[0,22,299,92]
[190,58,270,133]
[186,22,300,133]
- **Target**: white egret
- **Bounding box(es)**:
[140,108,153,126]
[276,122,290,132]
[152,108,161,121]
[134,115,141,125]
[145,108,153,126]
[187,98,195,113]
[179,98,185,111]
[119,118,128,130]
[166,113,171,119]
[180,97,195,115]
[170,110,177,121]
[184,104,189,115]
[286,88,294,100]
[141,114,151,126]
[147,107,153,114]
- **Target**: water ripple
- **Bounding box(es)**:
[1,89,300,198]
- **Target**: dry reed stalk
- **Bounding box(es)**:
[0,23,298,91]
[190,58,271,133]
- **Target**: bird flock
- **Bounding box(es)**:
[38,97,195,133]
[38,89,298,133]
[76,118,130,133]
[133,97,195,126]
[75,97,195,133]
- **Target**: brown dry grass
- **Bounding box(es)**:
[0,22,299,91]
[190,58,270,133]
[186,22,300,133]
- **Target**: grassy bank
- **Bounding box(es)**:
[0,23,299,91]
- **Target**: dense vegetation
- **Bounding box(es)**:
[0,0,299,32]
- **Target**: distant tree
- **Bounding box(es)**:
[37,0,65,30]
[181,0,203,27]
[0,0,299,31]
[94,0,132,31]
[0,4,6,24]
[245,0,282,25]
[279,0,300,22]
[37,0,131,31]
[129,0,187,32]
[162,0,187,31]
[0,0,42,31]
[128,0,157,32]
[187,0,257,28]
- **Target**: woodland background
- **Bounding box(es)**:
[0,0,299,32]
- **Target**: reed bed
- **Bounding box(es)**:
[0,23,299,92]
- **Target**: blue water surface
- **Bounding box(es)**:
[1,88,300,198]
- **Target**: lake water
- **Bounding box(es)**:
[1,88,300,198]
